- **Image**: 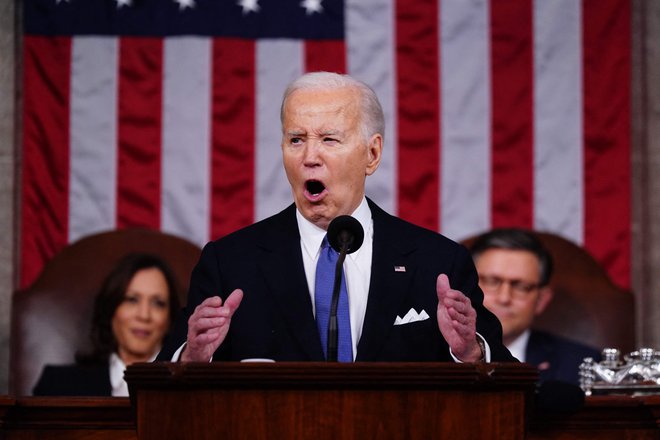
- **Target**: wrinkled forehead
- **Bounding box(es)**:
[284,87,360,119]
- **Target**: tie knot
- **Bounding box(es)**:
[320,235,339,262]
[321,235,335,252]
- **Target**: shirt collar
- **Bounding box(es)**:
[109,352,127,396]
[506,329,531,362]
[109,351,158,397]
[297,197,372,260]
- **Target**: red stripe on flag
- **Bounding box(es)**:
[396,0,440,231]
[116,38,163,229]
[304,40,346,74]
[490,0,534,228]
[582,0,631,288]
[20,36,72,289]
[210,38,256,239]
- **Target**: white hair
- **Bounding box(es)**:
[280,71,385,143]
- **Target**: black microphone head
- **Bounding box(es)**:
[327,215,364,254]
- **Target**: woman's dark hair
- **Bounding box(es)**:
[76,253,181,364]
[469,228,554,286]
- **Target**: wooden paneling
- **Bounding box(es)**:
[0,396,136,440]
[1,366,659,439]
[530,395,660,440]
[127,362,537,440]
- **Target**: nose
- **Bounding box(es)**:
[302,141,322,167]
[494,283,515,303]
[136,300,151,321]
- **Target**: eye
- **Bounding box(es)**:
[479,275,502,289]
[512,281,539,294]
[289,136,303,146]
[152,298,168,309]
[124,295,139,304]
[323,137,339,144]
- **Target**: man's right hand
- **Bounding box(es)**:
[181,289,244,362]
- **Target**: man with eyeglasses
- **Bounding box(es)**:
[469,228,601,385]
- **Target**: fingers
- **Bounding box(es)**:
[435,274,482,361]
[446,303,476,328]
[436,273,450,298]
[224,289,244,314]
[437,273,469,309]
[444,295,472,316]
[436,273,477,334]
[194,289,243,331]
[183,290,244,361]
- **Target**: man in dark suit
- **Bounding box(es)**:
[158,72,514,364]
[469,228,601,385]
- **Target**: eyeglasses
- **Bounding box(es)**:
[478,275,541,299]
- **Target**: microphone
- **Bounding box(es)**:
[326,215,364,361]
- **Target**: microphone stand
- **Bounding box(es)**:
[326,232,350,362]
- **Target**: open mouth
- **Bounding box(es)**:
[306,180,326,196]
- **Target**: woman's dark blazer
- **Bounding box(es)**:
[33,363,111,396]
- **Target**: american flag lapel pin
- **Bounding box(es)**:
[394,265,406,272]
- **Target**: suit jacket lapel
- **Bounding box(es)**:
[256,205,325,361]
[356,201,416,361]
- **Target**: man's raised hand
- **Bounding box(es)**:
[181,289,243,362]
[435,274,482,362]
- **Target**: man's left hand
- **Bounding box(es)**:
[436,273,483,362]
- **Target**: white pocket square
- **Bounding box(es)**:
[393,308,430,325]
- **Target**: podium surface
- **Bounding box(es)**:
[126,362,537,440]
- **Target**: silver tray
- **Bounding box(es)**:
[590,382,660,395]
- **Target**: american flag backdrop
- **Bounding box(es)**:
[21,0,631,290]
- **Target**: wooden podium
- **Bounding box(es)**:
[125,362,537,440]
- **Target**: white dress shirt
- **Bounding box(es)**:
[110,351,158,396]
[297,197,373,361]
[504,330,530,362]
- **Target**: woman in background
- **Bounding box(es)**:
[33,253,180,396]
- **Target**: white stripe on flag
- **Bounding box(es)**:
[346,0,397,215]
[255,40,303,222]
[533,0,583,244]
[68,36,118,243]
[161,37,212,247]
[439,0,491,241]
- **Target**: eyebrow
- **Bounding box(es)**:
[284,129,344,138]
[479,275,539,284]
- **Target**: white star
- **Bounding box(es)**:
[300,0,323,15]
[116,0,132,8]
[238,0,260,15]
[173,0,195,10]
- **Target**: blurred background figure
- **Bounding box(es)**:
[469,228,601,385]
[32,253,180,396]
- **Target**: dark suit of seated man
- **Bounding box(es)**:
[157,72,515,364]
[469,228,601,385]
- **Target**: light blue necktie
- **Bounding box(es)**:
[315,236,353,362]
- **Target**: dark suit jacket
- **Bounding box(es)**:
[158,200,515,362]
[526,330,602,385]
[32,363,112,396]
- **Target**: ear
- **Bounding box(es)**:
[365,133,383,176]
[534,286,553,316]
